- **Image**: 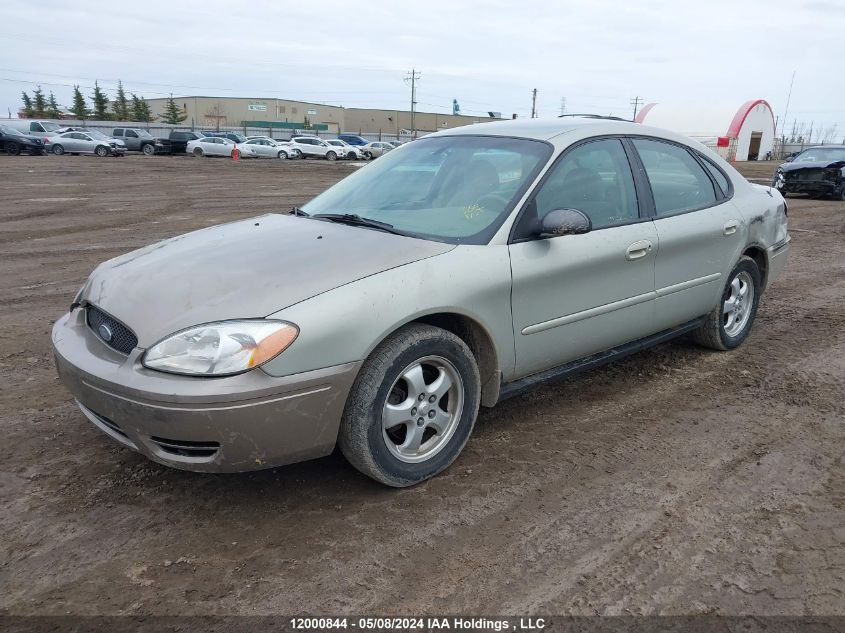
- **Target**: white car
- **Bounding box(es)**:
[362,141,394,158]
[241,138,299,159]
[289,136,346,160]
[45,131,126,157]
[187,136,238,158]
[325,139,368,160]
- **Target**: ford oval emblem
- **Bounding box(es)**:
[98,323,113,343]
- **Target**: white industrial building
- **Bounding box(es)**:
[635,99,776,161]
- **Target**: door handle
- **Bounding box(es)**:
[723,220,739,235]
[625,240,653,261]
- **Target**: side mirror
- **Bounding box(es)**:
[539,208,592,237]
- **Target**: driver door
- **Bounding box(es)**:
[509,137,658,378]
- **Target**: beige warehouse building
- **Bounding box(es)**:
[144,96,498,135]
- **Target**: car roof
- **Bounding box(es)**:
[427,116,654,141]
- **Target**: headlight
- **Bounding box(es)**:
[774,169,785,187]
[142,320,298,376]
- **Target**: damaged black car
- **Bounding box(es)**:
[773,145,845,200]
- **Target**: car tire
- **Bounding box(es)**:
[6,142,21,156]
[326,150,337,161]
[839,181,845,201]
[95,145,109,157]
[277,150,288,159]
[193,147,204,157]
[142,143,155,156]
[339,324,481,487]
[691,256,762,351]
[52,144,65,155]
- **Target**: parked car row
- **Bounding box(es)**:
[1,119,410,161]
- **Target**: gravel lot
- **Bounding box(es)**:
[0,155,842,616]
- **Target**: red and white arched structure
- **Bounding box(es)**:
[635,99,776,161]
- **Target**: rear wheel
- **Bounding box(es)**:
[52,144,65,155]
[142,143,155,156]
[193,147,204,157]
[339,324,481,487]
[692,256,761,351]
[95,145,109,157]
[6,142,20,156]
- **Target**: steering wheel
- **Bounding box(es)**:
[475,193,509,210]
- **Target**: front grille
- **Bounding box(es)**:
[787,168,824,182]
[149,436,220,459]
[86,306,138,354]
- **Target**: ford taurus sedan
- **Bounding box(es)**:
[52,117,790,487]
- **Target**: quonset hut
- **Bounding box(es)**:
[635,99,776,161]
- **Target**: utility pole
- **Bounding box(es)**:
[531,89,538,118]
[630,96,643,121]
[559,97,566,116]
[404,69,421,135]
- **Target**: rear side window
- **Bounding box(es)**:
[632,139,717,216]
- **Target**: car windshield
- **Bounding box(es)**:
[41,122,61,132]
[0,125,22,135]
[794,148,845,163]
[230,133,247,143]
[135,129,153,137]
[302,135,552,244]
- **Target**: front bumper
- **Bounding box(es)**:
[52,309,361,472]
[779,180,838,196]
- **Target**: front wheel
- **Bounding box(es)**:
[142,143,155,156]
[277,150,288,159]
[325,150,337,161]
[193,147,204,157]
[6,142,21,156]
[95,145,109,157]
[339,324,481,487]
[692,256,761,351]
[52,144,65,155]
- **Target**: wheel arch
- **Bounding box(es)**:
[742,244,768,290]
[394,311,502,408]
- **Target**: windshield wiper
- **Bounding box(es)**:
[290,206,309,217]
[312,213,405,236]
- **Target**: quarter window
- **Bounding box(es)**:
[699,156,730,197]
[633,138,717,216]
[529,138,639,231]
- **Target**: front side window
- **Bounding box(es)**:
[633,138,717,216]
[525,138,639,233]
[125,130,138,138]
[302,135,551,244]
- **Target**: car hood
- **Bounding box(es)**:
[780,160,845,173]
[81,214,453,347]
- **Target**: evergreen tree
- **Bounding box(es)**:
[90,81,110,120]
[20,91,34,117]
[160,95,186,124]
[33,85,47,118]
[70,85,90,119]
[131,94,154,123]
[112,80,129,121]
[46,92,62,118]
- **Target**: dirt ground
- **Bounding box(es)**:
[0,155,842,617]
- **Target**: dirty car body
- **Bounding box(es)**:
[773,145,845,200]
[52,118,790,485]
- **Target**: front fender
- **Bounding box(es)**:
[261,245,515,381]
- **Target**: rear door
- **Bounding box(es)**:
[629,137,744,330]
[509,137,658,378]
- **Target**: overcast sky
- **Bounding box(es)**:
[2,0,842,136]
